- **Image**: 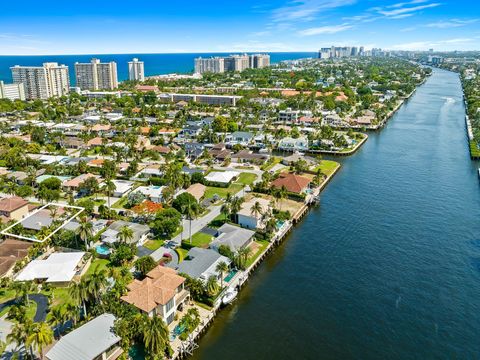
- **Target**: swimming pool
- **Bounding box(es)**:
[225,269,237,282]
[95,244,111,256]
[276,220,285,229]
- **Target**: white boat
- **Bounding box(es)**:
[222,288,238,305]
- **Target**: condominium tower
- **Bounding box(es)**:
[10,63,70,100]
[0,81,25,101]
[194,57,225,74]
[128,58,145,81]
[75,58,118,90]
[194,54,270,74]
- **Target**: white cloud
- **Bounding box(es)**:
[298,24,354,36]
[271,0,357,22]
[378,3,441,17]
[390,38,474,50]
[426,19,478,28]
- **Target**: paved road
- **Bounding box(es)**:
[0,294,49,323]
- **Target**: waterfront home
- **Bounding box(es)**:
[237,197,270,230]
[45,313,123,360]
[175,247,231,282]
[278,136,309,152]
[231,150,269,164]
[225,131,254,146]
[205,170,240,185]
[110,179,134,197]
[281,153,317,166]
[15,251,87,285]
[278,108,313,123]
[210,223,255,253]
[102,220,150,245]
[271,173,311,194]
[121,266,190,324]
[0,196,29,222]
[136,185,165,203]
[0,239,32,277]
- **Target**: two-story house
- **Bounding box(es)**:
[121,266,190,325]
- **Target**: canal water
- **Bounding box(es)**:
[190,68,480,359]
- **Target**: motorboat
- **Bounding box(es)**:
[222,288,238,305]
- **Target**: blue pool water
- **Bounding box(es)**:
[224,269,237,283]
[95,244,111,256]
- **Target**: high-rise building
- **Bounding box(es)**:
[10,62,70,100]
[194,57,225,74]
[318,46,364,59]
[74,58,118,90]
[128,58,145,81]
[249,54,270,69]
[0,81,25,101]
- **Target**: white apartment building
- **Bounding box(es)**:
[249,54,270,68]
[194,57,225,74]
[10,62,70,100]
[0,81,25,101]
[128,58,145,81]
[75,58,118,90]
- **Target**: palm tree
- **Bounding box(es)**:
[250,201,263,222]
[182,199,200,244]
[142,315,169,357]
[117,225,134,244]
[220,203,230,222]
[48,304,67,338]
[69,278,89,317]
[7,318,34,355]
[215,261,229,289]
[64,302,80,326]
[26,322,54,359]
[104,179,116,207]
[206,275,220,297]
[86,266,108,302]
[236,247,253,270]
[4,181,17,196]
[77,216,93,250]
[230,196,244,223]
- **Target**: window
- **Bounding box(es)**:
[165,298,174,313]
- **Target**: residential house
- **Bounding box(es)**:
[175,247,231,282]
[184,142,205,160]
[271,173,311,194]
[226,131,254,146]
[278,136,309,152]
[231,150,269,164]
[121,266,190,324]
[15,252,87,285]
[63,173,102,192]
[205,170,240,185]
[101,220,150,245]
[0,239,32,277]
[45,313,123,360]
[111,180,133,197]
[208,143,231,162]
[0,197,29,222]
[185,183,206,201]
[210,223,255,253]
[237,197,270,230]
[136,185,165,203]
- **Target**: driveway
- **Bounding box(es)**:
[0,293,49,323]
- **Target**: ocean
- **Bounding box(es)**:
[0,52,316,85]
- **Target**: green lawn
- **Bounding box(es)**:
[0,289,16,303]
[0,297,38,320]
[111,196,128,209]
[208,213,228,228]
[176,247,189,263]
[143,239,165,251]
[261,156,281,171]
[246,240,270,268]
[85,258,111,277]
[204,183,243,199]
[313,160,340,177]
[183,232,213,248]
[235,172,257,186]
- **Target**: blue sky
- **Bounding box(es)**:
[1,0,479,55]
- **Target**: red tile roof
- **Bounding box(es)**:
[271,173,311,194]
